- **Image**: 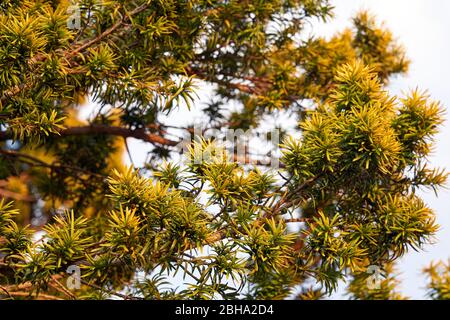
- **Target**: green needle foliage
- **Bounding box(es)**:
[423,260,450,300]
[0,0,447,300]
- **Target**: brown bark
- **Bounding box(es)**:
[59,124,178,146]
[0,124,179,147]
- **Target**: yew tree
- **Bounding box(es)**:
[0,0,448,300]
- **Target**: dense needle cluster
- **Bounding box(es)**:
[0,0,448,300]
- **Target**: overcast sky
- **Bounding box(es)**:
[103,0,450,299]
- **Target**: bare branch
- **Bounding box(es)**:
[60,124,179,147]
[0,188,36,202]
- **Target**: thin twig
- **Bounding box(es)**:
[0,188,36,202]
[123,137,135,167]
[50,277,77,300]
[0,285,13,299]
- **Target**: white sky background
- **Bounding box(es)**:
[83,0,450,299]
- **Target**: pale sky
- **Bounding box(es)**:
[86,0,450,299]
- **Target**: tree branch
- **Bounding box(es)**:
[65,3,150,60]
[205,174,320,245]
[0,124,179,147]
[0,3,151,106]
[0,188,36,202]
[60,124,179,147]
